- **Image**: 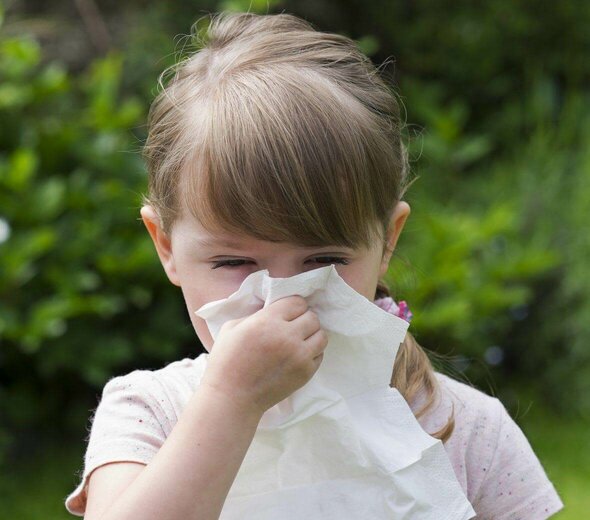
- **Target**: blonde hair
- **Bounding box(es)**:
[143,12,454,441]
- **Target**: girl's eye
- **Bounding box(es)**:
[311,256,349,265]
[211,257,348,269]
[211,259,251,269]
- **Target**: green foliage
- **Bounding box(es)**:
[0,23,194,461]
[390,202,559,347]
[390,80,590,414]
[493,91,590,414]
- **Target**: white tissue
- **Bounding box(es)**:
[195,265,475,519]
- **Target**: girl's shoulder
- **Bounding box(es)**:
[413,372,509,479]
[65,354,209,515]
[68,355,207,452]
[105,353,210,430]
[420,371,504,428]
[416,372,563,519]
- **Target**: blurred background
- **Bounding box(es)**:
[0,0,588,517]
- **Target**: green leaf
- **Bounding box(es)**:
[3,148,38,190]
[0,37,41,77]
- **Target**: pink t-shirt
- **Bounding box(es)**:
[65,355,564,518]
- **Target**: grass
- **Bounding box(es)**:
[2,406,588,519]
[517,405,590,519]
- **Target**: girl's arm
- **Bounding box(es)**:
[83,295,327,520]
[84,383,264,520]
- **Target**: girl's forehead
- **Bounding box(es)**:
[192,234,264,251]
[173,216,288,248]
[174,217,248,247]
[189,233,354,252]
[171,198,384,254]
[173,216,362,253]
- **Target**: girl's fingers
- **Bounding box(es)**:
[290,309,322,340]
[271,295,309,321]
[303,327,329,359]
[311,353,324,373]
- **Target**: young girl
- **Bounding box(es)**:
[65,12,563,519]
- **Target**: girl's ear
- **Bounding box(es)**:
[140,206,181,287]
[379,201,411,278]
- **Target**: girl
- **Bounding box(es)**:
[65,12,563,519]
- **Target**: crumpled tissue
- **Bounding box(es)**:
[195,265,475,519]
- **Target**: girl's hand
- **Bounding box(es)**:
[200,295,328,417]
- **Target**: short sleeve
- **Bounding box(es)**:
[64,371,168,516]
[472,401,564,520]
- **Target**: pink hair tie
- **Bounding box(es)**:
[374,296,413,323]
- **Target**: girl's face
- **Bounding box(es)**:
[141,202,410,352]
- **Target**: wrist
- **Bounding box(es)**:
[197,379,266,424]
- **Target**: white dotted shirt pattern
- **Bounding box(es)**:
[65,355,564,518]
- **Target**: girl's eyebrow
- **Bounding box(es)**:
[193,236,355,252]
[193,237,248,250]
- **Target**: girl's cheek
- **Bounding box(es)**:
[189,271,253,305]
[211,266,262,288]
[194,318,214,351]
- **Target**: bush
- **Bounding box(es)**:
[391,82,590,416]
[0,26,195,462]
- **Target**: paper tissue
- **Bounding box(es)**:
[195,265,475,519]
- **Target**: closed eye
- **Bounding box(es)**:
[211,259,252,269]
[211,257,349,269]
[311,256,349,265]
